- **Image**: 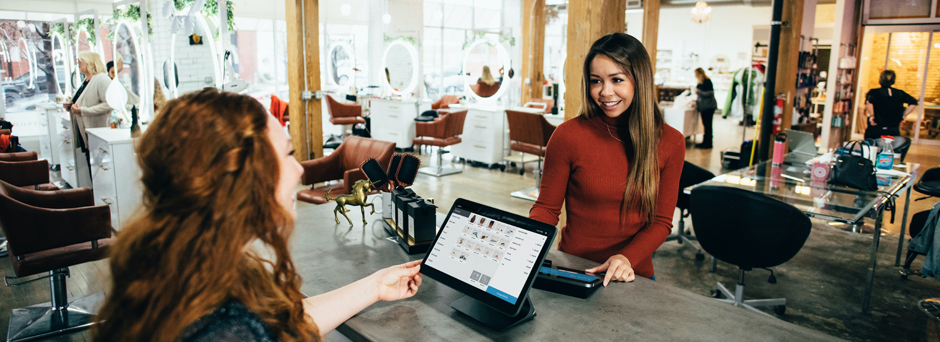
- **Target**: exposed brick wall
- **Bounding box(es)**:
[862,32,940,102]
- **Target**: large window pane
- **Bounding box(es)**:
[918,33,940,141]
[442,28,466,94]
[424,28,442,98]
[1,20,54,114]
[424,2,442,27]
[869,0,930,19]
[474,8,500,29]
[443,4,473,29]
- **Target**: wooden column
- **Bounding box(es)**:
[642,0,660,72]
[285,0,323,161]
[564,0,625,121]
[521,0,546,106]
[774,0,804,133]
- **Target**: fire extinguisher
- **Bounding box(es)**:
[772,95,784,135]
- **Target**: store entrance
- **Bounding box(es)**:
[858,28,940,145]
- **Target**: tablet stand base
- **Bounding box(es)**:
[451,295,535,331]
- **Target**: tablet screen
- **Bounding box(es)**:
[424,204,550,305]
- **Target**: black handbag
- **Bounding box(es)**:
[830,140,878,191]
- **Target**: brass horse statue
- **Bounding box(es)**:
[324,179,375,225]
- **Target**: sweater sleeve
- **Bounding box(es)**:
[529,121,574,226]
[619,128,685,266]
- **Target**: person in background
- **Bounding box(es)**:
[865,70,919,139]
[67,51,111,184]
[93,89,422,342]
[530,33,685,285]
[107,58,141,109]
[694,67,718,149]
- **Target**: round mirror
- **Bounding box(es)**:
[112,21,143,109]
[382,40,418,96]
[463,40,510,100]
[329,42,355,88]
[51,32,71,96]
[170,15,220,96]
[163,59,178,97]
[16,38,36,90]
[72,28,94,89]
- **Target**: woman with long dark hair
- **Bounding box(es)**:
[94,89,422,342]
[530,33,685,285]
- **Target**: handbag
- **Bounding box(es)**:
[829,140,878,191]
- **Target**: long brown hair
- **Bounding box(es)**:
[694,67,709,84]
[579,33,664,226]
[94,88,318,341]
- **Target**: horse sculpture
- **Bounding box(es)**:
[324,179,375,225]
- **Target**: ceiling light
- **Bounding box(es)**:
[341,3,351,16]
[691,1,711,24]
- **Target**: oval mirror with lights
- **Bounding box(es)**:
[329,42,355,88]
[382,40,418,96]
[71,28,94,90]
[51,32,71,96]
[163,59,178,98]
[170,14,221,97]
[112,21,144,109]
[463,40,510,100]
[16,38,36,90]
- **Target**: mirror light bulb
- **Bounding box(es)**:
[341,4,351,16]
[382,13,391,24]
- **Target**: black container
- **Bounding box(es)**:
[395,192,419,236]
[406,200,438,244]
[390,188,415,231]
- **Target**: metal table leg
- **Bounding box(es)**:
[863,206,885,314]
[896,184,913,266]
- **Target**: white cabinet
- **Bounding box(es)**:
[449,104,508,165]
[370,99,419,148]
[87,128,144,231]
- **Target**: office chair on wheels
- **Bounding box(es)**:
[662,161,715,260]
[691,185,811,317]
[901,167,940,279]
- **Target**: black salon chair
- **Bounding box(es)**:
[690,185,812,316]
[662,161,715,260]
[900,167,940,278]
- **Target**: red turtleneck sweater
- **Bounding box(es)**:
[530,114,685,278]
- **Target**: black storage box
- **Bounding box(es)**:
[406,200,437,244]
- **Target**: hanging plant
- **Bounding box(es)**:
[174,0,237,33]
[50,23,72,43]
[384,35,419,49]
[107,5,154,40]
[76,18,96,44]
[462,31,515,50]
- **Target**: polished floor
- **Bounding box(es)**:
[1,115,939,341]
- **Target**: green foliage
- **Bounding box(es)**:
[76,18,96,44]
[174,0,237,33]
[384,35,419,49]
[109,5,154,39]
[462,31,515,50]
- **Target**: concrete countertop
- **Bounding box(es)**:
[290,200,843,342]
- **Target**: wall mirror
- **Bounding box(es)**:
[170,14,220,96]
[15,38,36,90]
[163,59,178,98]
[71,28,95,89]
[112,21,143,109]
[382,40,418,96]
[463,39,509,100]
[328,42,354,88]
[51,32,71,96]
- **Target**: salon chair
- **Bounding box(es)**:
[0,180,113,341]
[690,185,811,316]
[0,152,59,191]
[270,95,289,126]
[662,161,715,260]
[414,110,467,177]
[524,99,555,114]
[297,136,395,204]
[505,110,556,201]
[325,95,366,149]
[432,95,459,110]
[900,167,940,278]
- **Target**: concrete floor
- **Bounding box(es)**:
[2,115,938,341]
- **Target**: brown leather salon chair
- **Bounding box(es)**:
[506,109,556,201]
[0,151,59,191]
[297,136,395,204]
[524,99,555,114]
[324,95,366,149]
[431,95,459,110]
[0,180,114,341]
[414,110,467,177]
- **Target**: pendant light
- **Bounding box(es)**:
[691,1,711,24]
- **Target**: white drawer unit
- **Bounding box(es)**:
[370,99,418,148]
[449,104,508,165]
[87,127,145,231]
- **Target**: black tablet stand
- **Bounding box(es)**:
[451,295,536,331]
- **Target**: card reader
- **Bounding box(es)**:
[532,264,602,299]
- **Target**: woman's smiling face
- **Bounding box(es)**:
[589,54,635,118]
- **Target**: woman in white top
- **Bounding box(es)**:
[69,52,112,147]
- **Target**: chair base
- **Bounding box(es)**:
[664,214,704,259]
[712,269,785,318]
[7,293,104,342]
[418,166,462,177]
[510,187,540,201]
[0,238,6,258]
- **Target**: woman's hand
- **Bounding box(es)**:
[63,102,72,111]
[869,116,877,126]
[585,254,635,286]
[70,104,82,115]
[372,260,423,301]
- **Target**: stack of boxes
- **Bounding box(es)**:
[389,188,437,253]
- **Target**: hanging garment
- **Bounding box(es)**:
[909,202,940,278]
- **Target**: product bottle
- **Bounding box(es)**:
[772,134,786,165]
[876,135,894,170]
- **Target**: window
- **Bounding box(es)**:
[233,17,289,104]
[423,0,502,99]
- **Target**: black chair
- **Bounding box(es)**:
[901,167,940,278]
[690,185,812,316]
[663,161,715,260]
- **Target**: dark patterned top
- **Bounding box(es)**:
[178,302,279,342]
